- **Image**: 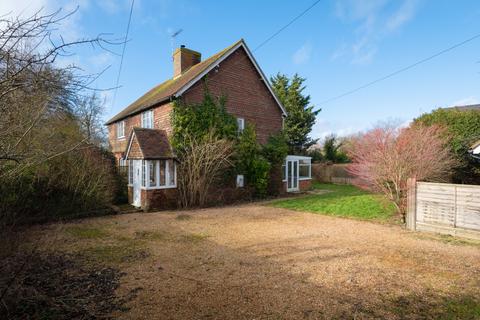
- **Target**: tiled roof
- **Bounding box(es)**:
[127,128,175,159]
[106,40,243,125]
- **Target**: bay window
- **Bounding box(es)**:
[142,160,146,187]
[168,160,175,186]
[137,159,176,189]
[149,161,157,187]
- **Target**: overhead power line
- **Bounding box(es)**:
[317,32,480,107]
[253,0,322,52]
[112,0,135,110]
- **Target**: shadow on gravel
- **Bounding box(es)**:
[0,252,141,319]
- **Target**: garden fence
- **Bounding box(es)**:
[312,163,354,185]
[406,178,480,240]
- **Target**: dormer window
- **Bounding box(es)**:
[141,110,154,128]
[237,117,245,134]
[117,120,125,139]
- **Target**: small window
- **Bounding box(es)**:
[236,174,244,188]
[149,161,157,187]
[117,121,125,139]
[237,117,245,134]
[141,110,154,128]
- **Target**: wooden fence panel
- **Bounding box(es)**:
[416,182,455,227]
[408,181,480,240]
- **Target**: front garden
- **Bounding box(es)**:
[269,182,396,222]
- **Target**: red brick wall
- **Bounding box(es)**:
[128,137,143,159]
[108,102,174,159]
[180,46,284,144]
[141,188,177,211]
[107,46,284,157]
[281,179,312,193]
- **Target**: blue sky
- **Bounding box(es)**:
[2,0,480,139]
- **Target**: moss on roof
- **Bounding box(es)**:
[106,39,243,124]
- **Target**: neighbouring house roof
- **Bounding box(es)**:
[125,128,175,159]
[442,104,480,112]
[106,39,287,125]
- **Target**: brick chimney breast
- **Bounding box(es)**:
[173,45,201,78]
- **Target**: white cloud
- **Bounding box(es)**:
[333,0,421,65]
[311,118,365,140]
[386,0,419,32]
[0,0,49,18]
[89,51,114,68]
[292,42,312,65]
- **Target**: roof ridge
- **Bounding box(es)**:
[106,39,243,125]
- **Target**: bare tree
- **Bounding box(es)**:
[75,92,107,146]
[176,131,234,208]
[0,9,118,179]
[347,124,456,221]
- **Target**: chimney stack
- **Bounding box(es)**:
[173,45,201,78]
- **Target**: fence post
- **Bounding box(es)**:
[406,177,417,230]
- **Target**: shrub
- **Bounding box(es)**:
[415,108,480,183]
[236,125,271,197]
[171,89,237,150]
[347,124,456,221]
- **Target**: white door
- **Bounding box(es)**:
[287,160,299,192]
[132,160,141,207]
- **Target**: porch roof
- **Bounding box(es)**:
[125,128,176,160]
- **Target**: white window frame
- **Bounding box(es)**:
[117,120,125,139]
[282,155,312,182]
[299,158,311,180]
[237,117,245,134]
[141,159,177,190]
[141,110,154,129]
[119,158,127,167]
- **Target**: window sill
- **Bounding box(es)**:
[282,177,312,182]
[117,137,126,141]
[141,185,177,190]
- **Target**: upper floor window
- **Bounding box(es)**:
[141,110,154,128]
[237,117,245,134]
[117,120,125,139]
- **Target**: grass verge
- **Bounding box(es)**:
[269,182,396,222]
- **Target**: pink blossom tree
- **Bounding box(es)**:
[347,124,455,221]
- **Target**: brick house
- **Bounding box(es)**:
[106,39,311,209]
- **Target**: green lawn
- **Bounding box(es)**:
[269,182,396,222]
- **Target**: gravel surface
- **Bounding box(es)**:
[37,203,480,319]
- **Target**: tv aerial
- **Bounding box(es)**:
[170,28,184,56]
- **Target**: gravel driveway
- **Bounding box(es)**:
[42,203,480,319]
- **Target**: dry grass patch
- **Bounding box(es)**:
[180,232,209,243]
[134,230,165,241]
[176,214,192,221]
[65,225,109,239]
